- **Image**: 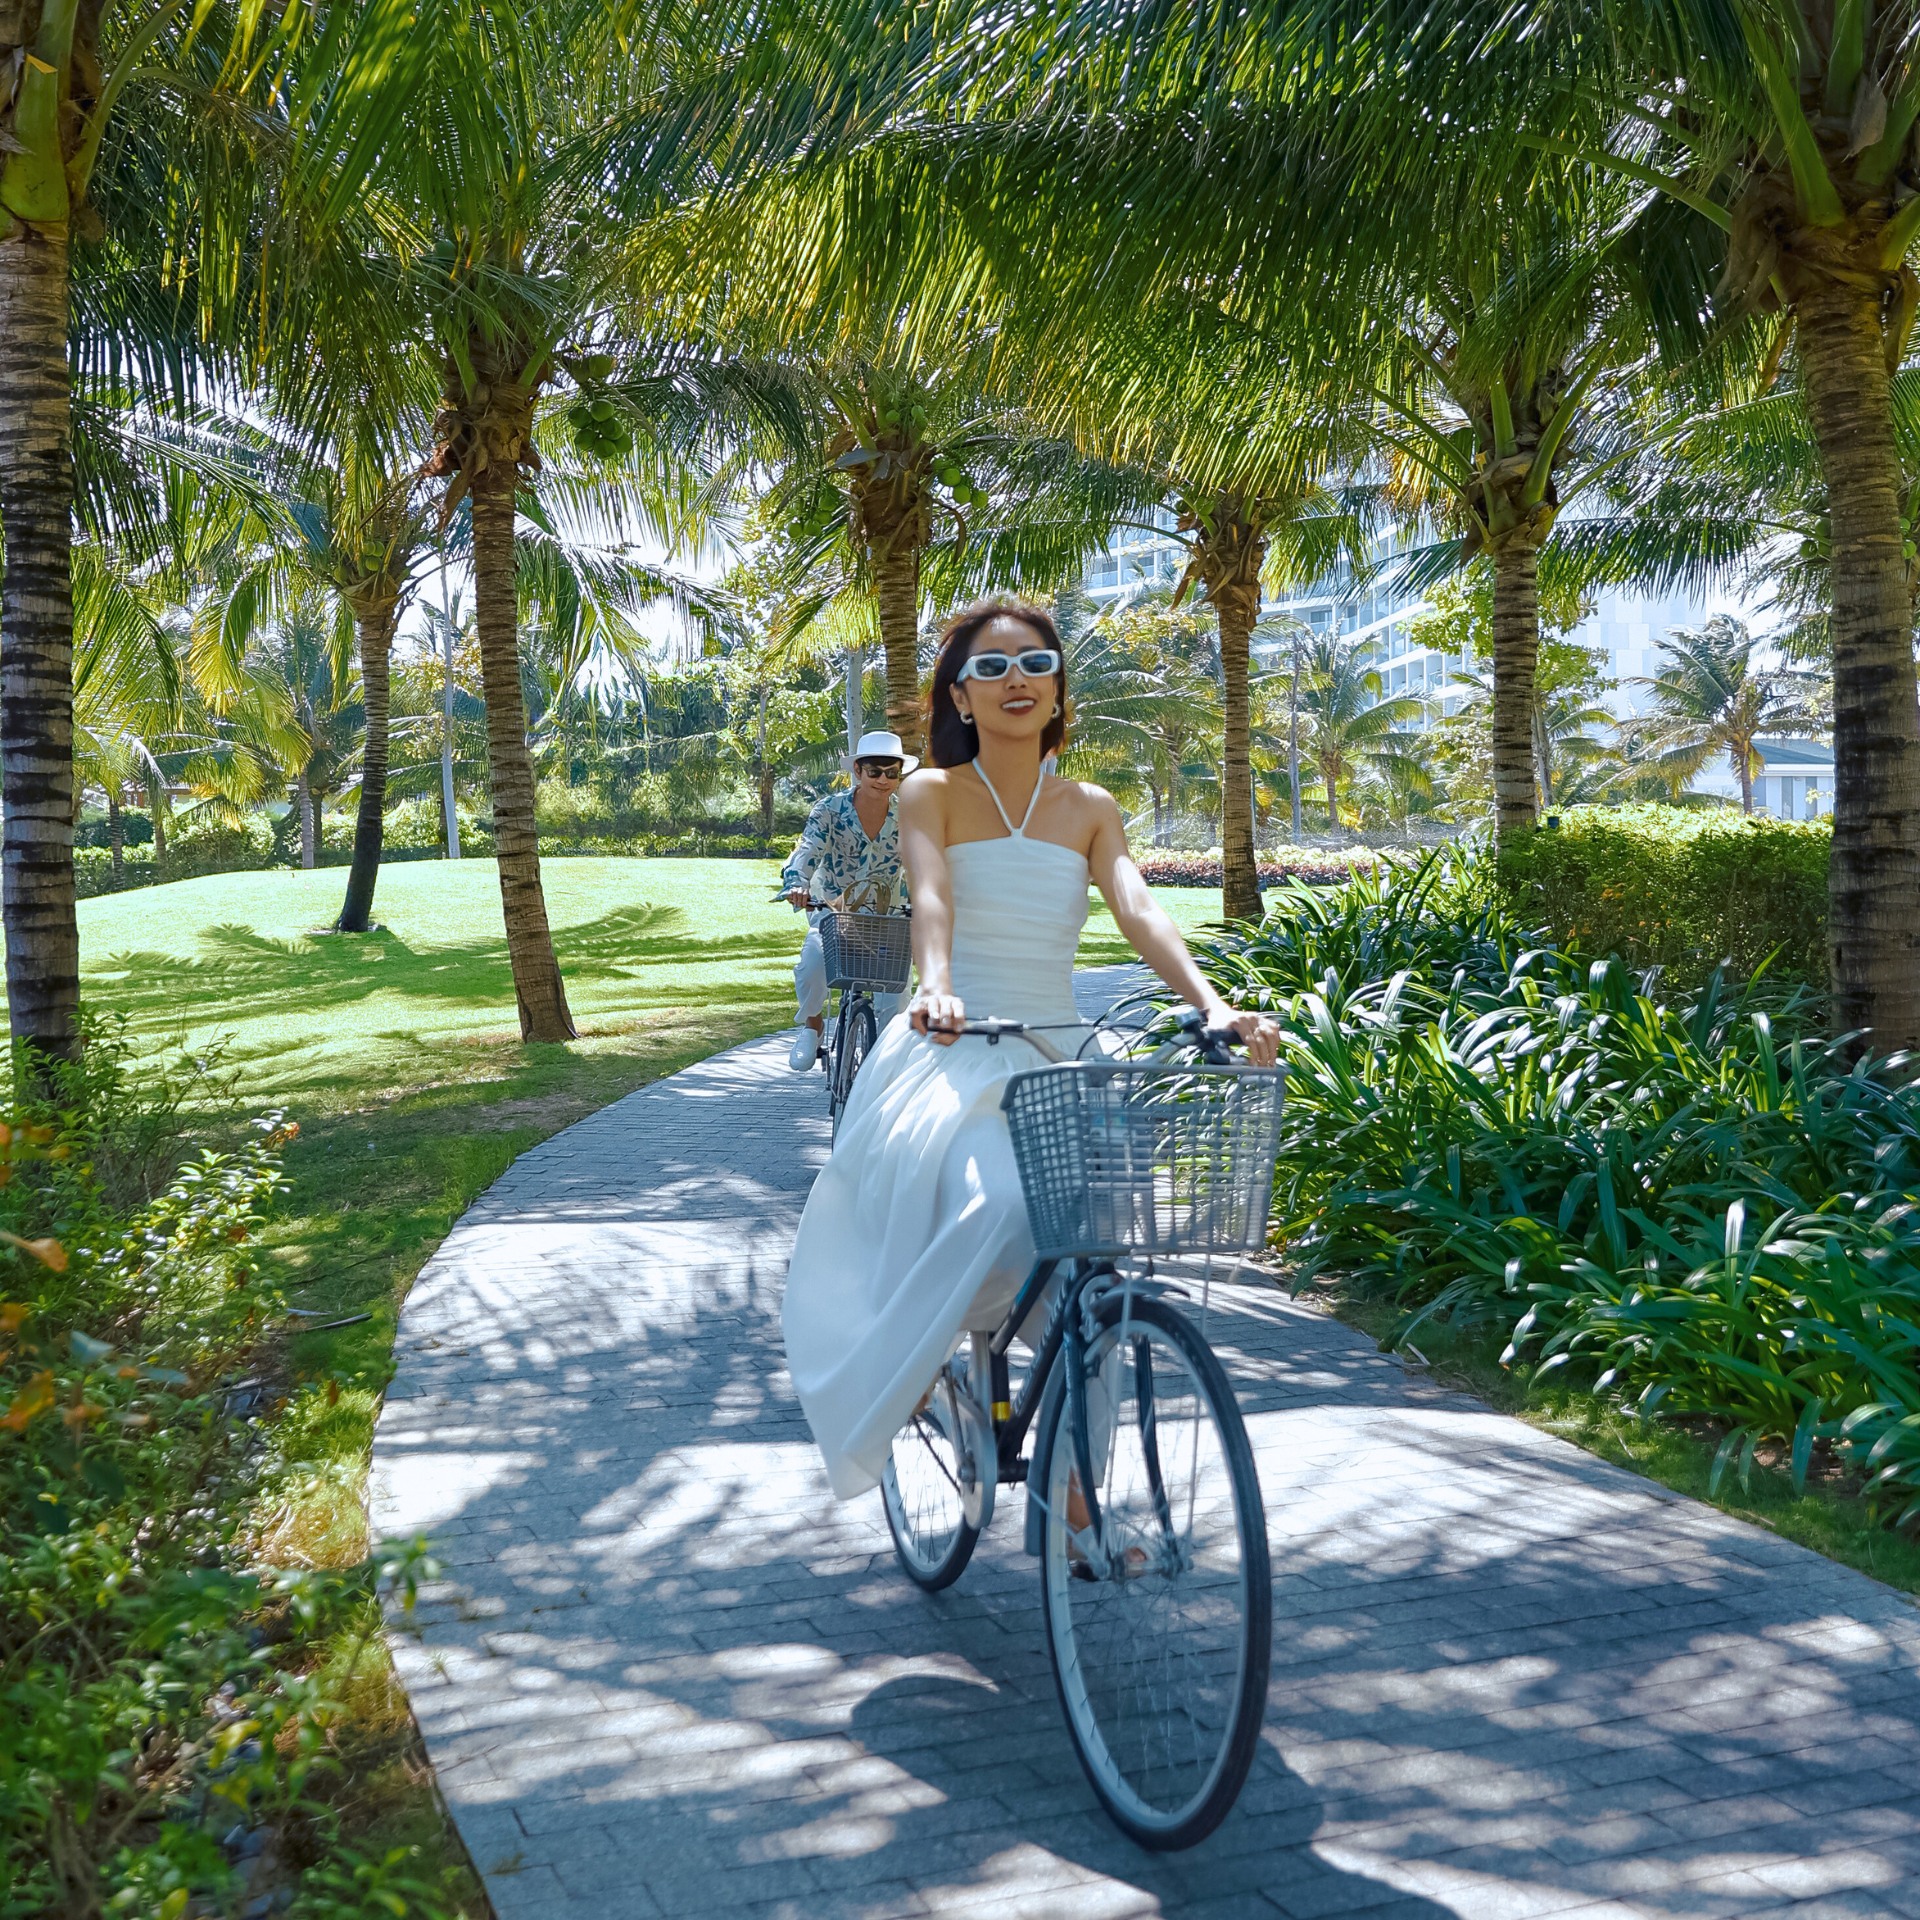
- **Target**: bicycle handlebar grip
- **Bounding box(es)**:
[1172,1006,1240,1063]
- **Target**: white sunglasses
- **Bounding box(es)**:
[956,647,1061,684]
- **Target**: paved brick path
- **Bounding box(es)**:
[373,990,1920,1920]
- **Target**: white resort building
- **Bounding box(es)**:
[1079,526,1830,818]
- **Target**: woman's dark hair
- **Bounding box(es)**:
[925,598,1069,769]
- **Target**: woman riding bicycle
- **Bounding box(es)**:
[782,600,1278,1501]
[779,729,916,1073]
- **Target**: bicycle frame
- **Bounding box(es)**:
[978,1251,1192,1576]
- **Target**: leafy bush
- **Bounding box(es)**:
[370,797,492,857]
[1498,804,1830,992]
[0,1046,441,1918]
[1133,847,1378,889]
[75,811,155,851]
[75,850,158,899]
[165,812,281,881]
[1196,849,1920,1521]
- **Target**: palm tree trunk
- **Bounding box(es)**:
[1795,274,1920,1048]
[107,790,123,886]
[1735,746,1754,815]
[873,537,923,760]
[147,772,166,872]
[470,459,575,1042]
[1490,539,1541,841]
[297,768,316,869]
[337,594,398,932]
[0,225,79,1067]
[1216,579,1262,921]
[440,603,461,860]
[756,685,773,845]
[1288,653,1303,842]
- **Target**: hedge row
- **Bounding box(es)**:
[1136,847,1379,890]
[1497,805,1830,991]
[75,832,790,899]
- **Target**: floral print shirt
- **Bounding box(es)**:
[780,790,908,912]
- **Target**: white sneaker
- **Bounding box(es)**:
[788,1026,821,1072]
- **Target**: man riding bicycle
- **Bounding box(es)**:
[781,729,916,1072]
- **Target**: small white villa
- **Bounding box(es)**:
[1691,737,1834,820]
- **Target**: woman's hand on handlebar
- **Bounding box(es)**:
[910,987,967,1046]
[785,888,812,910]
[1203,1002,1281,1068]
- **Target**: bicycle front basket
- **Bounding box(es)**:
[1000,1061,1285,1261]
[820,911,913,992]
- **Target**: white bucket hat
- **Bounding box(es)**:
[847,729,920,775]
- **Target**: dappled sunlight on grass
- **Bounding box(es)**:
[78,858,806,1106]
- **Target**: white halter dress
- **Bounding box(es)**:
[782,767,1090,1500]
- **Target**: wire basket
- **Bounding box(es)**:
[1001,1062,1285,1260]
[820,911,913,992]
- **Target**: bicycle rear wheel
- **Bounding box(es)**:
[829,996,878,1139]
[881,1350,987,1590]
[1037,1294,1271,1850]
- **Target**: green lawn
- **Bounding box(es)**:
[81,856,807,1110]
[80,856,1226,1107]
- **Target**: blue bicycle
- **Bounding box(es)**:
[880,1008,1284,1850]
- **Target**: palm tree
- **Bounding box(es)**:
[1295,635,1426,831]
[749,343,1151,762]
[1058,592,1222,845]
[69,540,181,887]
[1533,1,1920,1043]
[200,451,435,919]
[1424,581,1620,817]
[1341,161,1759,847]
[366,0,842,1039]
[0,0,420,1066]
[253,590,363,867]
[1627,616,1818,814]
[1009,305,1368,916]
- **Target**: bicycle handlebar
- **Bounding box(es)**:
[776,893,911,917]
[951,1008,1246,1068]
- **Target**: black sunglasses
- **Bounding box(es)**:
[857,760,905,779]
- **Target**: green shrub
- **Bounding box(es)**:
[0,1041,439,1918]
[165,812,281,881]
[75,850,158,899]
[1194,850,1920,1524]
[75,810,154,851]
[1498,804,1830,991]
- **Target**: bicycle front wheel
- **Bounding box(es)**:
[829,996,878,1138]
[1038,1294,1271,1850]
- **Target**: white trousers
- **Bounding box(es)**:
[795,926,908,1023]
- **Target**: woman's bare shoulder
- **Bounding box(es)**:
[1056,776,1126,827]
[899,768,954,820]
